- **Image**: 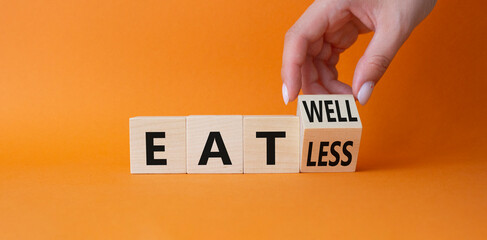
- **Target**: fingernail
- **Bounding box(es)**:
[357,81,374,105]
[282,83,289,105]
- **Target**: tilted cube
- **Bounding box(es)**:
[297,95,362,172]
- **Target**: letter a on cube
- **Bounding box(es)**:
[187,115,243,173]
[130,117,186,174]
[298,95,362,172]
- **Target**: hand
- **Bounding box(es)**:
[281,0,436,105]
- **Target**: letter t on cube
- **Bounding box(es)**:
[243,116,300,173]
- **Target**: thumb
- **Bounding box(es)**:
[352,27,409,105]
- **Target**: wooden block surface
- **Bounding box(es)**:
[243,116,299,173]
[297,95,362,172]
[187,115,243,173]
[130,117,186,174]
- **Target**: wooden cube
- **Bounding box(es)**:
[243,116,299,173]
[297,95,362,172]
[186,115,243,173]
[129,117,186,174]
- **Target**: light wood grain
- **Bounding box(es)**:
[297,95,362,172]
[243,116,299,173]
[187,115,243,173]
[130,117,186,174]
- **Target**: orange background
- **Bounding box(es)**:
[1,0,486,239]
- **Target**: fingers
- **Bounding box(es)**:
[302,56,329,94]
[300,21,359,96]
[304,28,357,95]
[281,1,350,104]
[327,51,339,66]
[304,40,351,95]
[351,16,372,34]
[307,41,352,95]
[315,60,352,94]
[308,37,324,57]
[316,42,332,60]
[324,22,359,50]
[281,30,305,105]
[352,27,409,105]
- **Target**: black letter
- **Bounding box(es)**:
[302,100,323,123]
[341,141,353,166]
[146,132,166,165]
[306,142,316,166]
[318,141,329,166]
[324,100,336,122]
[329,141,341,166]
[256,131,286,165]
[199,132,232,165]
[345,100,358,122]
[335,100,347,122]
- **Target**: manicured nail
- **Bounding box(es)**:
[357,81,374,105]
[282,83,289,105]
